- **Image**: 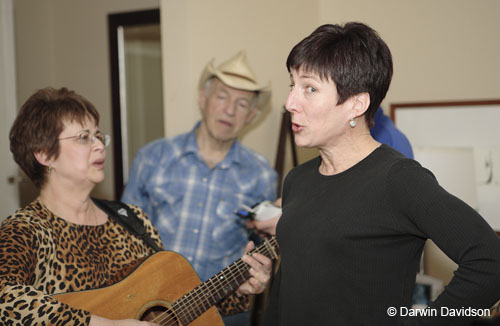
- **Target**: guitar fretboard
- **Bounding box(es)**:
[172,236,279,325]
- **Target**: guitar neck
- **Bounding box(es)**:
[172,236,279,325]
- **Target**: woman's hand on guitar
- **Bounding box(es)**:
[236,241,272,296]
[89,315,159,326]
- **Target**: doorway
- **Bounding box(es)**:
[0,0,21,220]
[108,9,164,199]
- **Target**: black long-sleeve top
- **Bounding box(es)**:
[264,145,500,326]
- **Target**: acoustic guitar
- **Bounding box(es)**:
[55,236,279,326]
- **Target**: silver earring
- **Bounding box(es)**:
[349,118,356,128]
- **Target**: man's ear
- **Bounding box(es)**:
[245,106,259,124]
[34,151,50,167]
[352,92,371,118]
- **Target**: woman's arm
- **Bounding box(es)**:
[0,216,93,325]
[388,160,500,324]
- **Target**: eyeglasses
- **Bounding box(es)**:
[58,130,111,147]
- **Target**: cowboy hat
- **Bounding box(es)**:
[198,51,271,109]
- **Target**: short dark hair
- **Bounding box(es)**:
[286,22,393,126]
[9,87,100,188]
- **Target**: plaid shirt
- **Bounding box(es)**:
[122,123,277,281]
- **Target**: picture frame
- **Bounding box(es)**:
[390,100,500,232]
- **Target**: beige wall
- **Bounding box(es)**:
[161,0,500,172]
[16,0,499,200]
[14,0,159,200]
[161,0,319,167]
[319,0,500,106]
[160,0,500,285]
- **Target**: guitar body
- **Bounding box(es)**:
[55,251,223,326]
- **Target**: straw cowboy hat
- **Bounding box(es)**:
[198,51,271,109]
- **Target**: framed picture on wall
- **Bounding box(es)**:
[390,100,500,232]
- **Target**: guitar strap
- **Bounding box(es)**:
[92,198,163,253]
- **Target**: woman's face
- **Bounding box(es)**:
[286,67,351,149]
[50,117,106,189]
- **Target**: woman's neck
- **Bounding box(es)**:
[38,183,103,225]
[317,133,380,176]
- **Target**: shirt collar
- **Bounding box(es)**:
[183,122,201,155]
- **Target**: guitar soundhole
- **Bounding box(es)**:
[141,306,179,326]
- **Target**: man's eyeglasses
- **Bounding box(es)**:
[58,130,111,147]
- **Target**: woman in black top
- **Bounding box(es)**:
[263,22,500,326]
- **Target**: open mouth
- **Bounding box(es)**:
[218,120,233,128]
[291,123,303,133]
[93,159,105,168]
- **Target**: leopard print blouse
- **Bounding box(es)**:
[0,199,249,325]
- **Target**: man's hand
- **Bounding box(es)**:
[246,198,281,236]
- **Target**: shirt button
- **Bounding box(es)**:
[188,256,193,261]
[198,202,203,207]
[202,177,208,183]
[193,229,199,234]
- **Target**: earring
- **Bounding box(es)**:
[349,118,356,128]
[48,166,52,174]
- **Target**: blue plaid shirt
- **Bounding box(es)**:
[122,123,277,281]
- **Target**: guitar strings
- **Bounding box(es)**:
[151,258,253,326]
[150,237,278,325]
[152,251,263,325]
[153,259,257,326]
[173,258,249,323]
[170,238,277,323]
[182,238,275,324]
[155,237,278,325]
[174,237,278,322]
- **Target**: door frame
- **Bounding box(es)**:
[0,0,20,218]
[108,8,160,199]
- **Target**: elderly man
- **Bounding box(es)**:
[122,51,277,325]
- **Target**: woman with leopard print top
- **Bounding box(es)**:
[0,87,272,326]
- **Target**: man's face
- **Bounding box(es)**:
[198,78,258,144]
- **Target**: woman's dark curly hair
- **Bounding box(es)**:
[9,87,100,188]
